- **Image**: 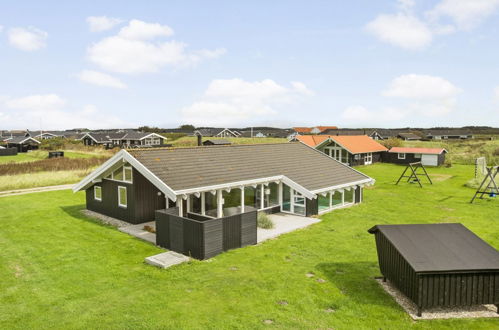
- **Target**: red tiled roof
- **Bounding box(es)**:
[293,127,313,133]
[329,135,388,154]
[315,126,338,132]
[389,147,446,155]
[295,135,330,147]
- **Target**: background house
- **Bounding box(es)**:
[385,147,447,166]
[425,129,473,140]
[3,136,41,152]
[296,135,387,166]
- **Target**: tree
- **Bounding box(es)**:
[179,124,195,131]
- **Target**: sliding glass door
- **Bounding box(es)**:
[281,184,306,215]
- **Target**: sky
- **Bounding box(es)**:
[1,0,499,130]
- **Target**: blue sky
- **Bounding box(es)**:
[1,0,499,130]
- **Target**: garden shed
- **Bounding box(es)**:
[368,223,499,316]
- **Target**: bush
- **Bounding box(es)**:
[493,148,499,156]
[257,212,274,229]
[380,137,402,149]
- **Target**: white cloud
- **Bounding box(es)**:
[0,25,3,33]
[7,27,47,51]
[341,74,461,123]
[1,94,128,130]
[181,79,313,126]
[427,0,499,30]
[86,16,123,32]
[87,19,225,74]
[367,0,499,50]
[383,74,461,100]
[366,13,432,50]
[6,94,65,111]
[383,74,461,116]
[77,70,127,89]
[118,19,173,40]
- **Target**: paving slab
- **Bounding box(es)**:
[145,251,189,269]
[258,213,320,243]
[118,221,156,244]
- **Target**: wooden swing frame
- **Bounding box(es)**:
[395,162,433,188]
[470,166,499,203]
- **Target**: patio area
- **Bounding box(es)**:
[118,212,320,247]
[258,213,321,243]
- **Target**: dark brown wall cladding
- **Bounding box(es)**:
[86,179,135,223]
[132,169,166,221]
[369,224,499,316]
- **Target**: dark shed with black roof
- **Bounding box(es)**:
[368,223,499,316]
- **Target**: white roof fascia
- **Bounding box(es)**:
[72,149,178,201]
[310,178,375,195]
[139,133,165,140]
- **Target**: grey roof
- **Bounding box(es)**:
[203,139,231,145]
[369,223,499,273]
[425,129,473,136]
[398,132,421,139]
[5,136,40,144]
[122,132,151,140]
[128,143,370,192]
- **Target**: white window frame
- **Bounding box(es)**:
[398,153,406,160]
[414,153,422,159]
[94,186,102,201]
[365,152,372,163]
[123,166,133,183]
[118,186,127,208]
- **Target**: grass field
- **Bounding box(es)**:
[0,170,92,191]
[1,163,498,329]
[404,138,499,165]
[0,149,110,164]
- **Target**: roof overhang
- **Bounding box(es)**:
[139,133,166,140]
[73,149,177,201]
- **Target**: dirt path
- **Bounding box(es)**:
[0,184,74,197]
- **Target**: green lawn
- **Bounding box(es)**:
[1,164,498,329]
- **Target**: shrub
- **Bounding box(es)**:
[380,137,402,149]
[257,212,274,229]
[493,148,499,156]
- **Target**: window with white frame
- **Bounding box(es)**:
[108,165,133,184]
[365,152,372,163]
[398,153,406,159]
[94,186,102,201]
[118,186,127,208]
[414,153,421,159]
[123,166,133,183]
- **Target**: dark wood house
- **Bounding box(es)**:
[295,135,387,166]
[425,129,473,140]
[3,136,41,152]
[73,143,374,224]
[369,223,499,316]
[385,147,447,166]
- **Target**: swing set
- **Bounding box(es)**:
[470,165,499,203]
[395,162,433,188]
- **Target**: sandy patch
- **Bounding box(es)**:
[430,174,453,182]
